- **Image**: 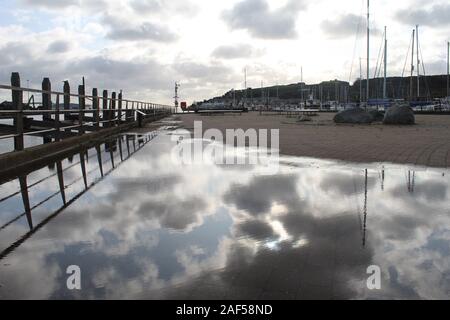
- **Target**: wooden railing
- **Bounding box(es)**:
[0,72,174,153]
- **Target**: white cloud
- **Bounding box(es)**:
[222,0,307,39]
[1,0,448,104]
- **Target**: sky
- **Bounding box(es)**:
[0,0,449,105]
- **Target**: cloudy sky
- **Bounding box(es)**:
[0,0,449,104]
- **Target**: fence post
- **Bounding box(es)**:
[55,94,61,141]
[103,90,108,128]
[78,85,85,135]
[118,91,123,125]
[93,88,99,130]
[63,81,70,121]
[42,78,51,121]
[111,92,116,126]
[11,72,24,151]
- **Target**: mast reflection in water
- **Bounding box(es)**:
[0,129,449,300]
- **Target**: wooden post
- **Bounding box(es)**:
[118,136,123,161]
[56,161,66,205]
[11,72,24,151]
[126,135,130,157]
[111,92,116,126]
[92,88,99,130]
[79,150,88,188]
[118,91,123,125]
[109,138,115,168]
[95,145,104,177]
[63,81,70,121]
[55,94,61,141]
[42,78,51,121]
[103,90,108,128]
[19,175,33,229]
[78,85,85,135]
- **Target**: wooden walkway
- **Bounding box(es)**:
[0,72,173,154]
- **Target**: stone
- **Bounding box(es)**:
[333,107,373,124]
[368,110,385,122]
[383,106,415,125]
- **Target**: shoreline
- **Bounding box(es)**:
[178,112,450,169]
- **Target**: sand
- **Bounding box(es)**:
[177,112,450,168]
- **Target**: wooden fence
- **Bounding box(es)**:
[0,72,174,153]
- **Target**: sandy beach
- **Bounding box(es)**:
[179,112,450,168]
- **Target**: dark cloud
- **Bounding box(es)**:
[0,42,34,66]
[68,56,172,91]
[321,13,362,39]
[222,0,306,39]
[224,174,300,215]
[47,40,70,53]
[212,44,262,59]
[0,44,173,98]
[108,23,177,42]
[103,15,178,42]
[396,4,450,27]
[235,219,275,240]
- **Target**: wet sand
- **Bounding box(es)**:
[179,112,450,168]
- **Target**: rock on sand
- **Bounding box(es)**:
[383,106,415,125]
[369,110,385,122]
[333,107,373,124]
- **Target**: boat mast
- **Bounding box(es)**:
[416,25,420,98]
[447,41,449,101]
[244,67,247,108]
[383,26,387,99]
[366,0,370,107]
[360,57,363,105]
[410,29,415,100]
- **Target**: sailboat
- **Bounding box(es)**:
[348,0,389,110]
[407,25,435,110]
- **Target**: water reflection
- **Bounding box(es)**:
[0,130,449,299]
[0,133,156,260]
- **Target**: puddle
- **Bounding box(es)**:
[0,128,449,299]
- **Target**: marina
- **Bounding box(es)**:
[0,0,449,304]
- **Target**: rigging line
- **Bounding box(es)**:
[373,29,386,79]
[418,41,431,99]
[349,0,365,83]
[377,46,385,98]
[399,34,413,97]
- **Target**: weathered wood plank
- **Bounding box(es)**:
[11,72,24,151]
